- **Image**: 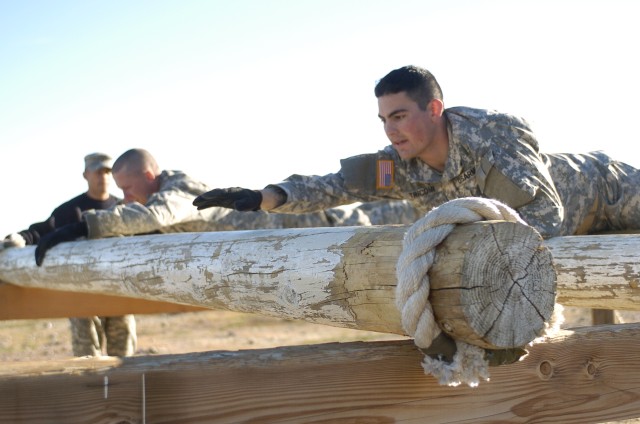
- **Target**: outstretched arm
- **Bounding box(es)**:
[194,150,407,214]
[192,186,287,211]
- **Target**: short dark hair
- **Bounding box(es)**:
[374,65,443,111]
[113,148,159,175]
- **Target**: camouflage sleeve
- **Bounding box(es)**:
[198,207,334,230]
[478,115,563,238]
[206,201,414,230]
[84,187,201,238]
[270,149,406,214]
[351,200,421,225]
[84,172,207,238]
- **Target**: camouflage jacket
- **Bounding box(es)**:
[84,170,417,239]
[270,107,637,238]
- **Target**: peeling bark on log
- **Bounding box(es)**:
[546,233,640,309]
[0,223,557,349]
[1,323,639,424]
[0,226,409,333]
[3,225,640,343]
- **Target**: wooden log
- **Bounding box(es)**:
[0,222,556,349]
[0,283,208,319]
[4,228,639,322]
[2,225,640,336]
[0,226,409,332]
[547,233,640,309]
[428,220,555,348]
[1,323,639,424]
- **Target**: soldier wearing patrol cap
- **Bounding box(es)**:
[3,152,137,358]
[192,65,640,239]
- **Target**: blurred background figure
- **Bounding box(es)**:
[3,153,137,357]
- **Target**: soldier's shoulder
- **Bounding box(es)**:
[160,170,211,194]
[447,106,530,128]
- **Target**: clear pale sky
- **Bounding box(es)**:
[1,0,639,238]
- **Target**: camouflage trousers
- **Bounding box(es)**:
[69,315,137,357]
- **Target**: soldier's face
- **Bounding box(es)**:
[377,92,438,161]
[113,170,154,205]
[83,167,111,196]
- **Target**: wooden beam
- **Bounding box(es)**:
[0,223,556,349]
[547,233,640,309]
[1,223,639,328]
[1,323,639,423]
[0,283,208,319]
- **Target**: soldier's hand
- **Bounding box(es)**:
[35,222,88,266]
[3,233,27,249]
[193,187,262,211]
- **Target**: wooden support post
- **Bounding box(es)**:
[1,323,639,424]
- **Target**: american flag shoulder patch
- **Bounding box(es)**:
[376,160,394,189]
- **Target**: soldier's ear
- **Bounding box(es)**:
[143,170,156,182]
[428,99,445,117]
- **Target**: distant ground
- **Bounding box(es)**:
[1,306,638,361]
[0,309,408,361]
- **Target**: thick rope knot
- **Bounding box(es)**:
[395,197,526,387]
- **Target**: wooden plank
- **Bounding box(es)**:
[0,283,208,319]
[1,323,639,423]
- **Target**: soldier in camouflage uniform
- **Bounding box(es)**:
[35,149,419,265]
[3,153,136,357]
[70,315,136,357]
[193,65,640,239]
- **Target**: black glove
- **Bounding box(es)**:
[193,187,262,211]
[12,216,57,246]
[35,221,88,266]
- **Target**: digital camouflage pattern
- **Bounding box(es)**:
[83,170,418,239]
[269,106,640,238]
[545,151,640,235]
[69,315,136,357]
